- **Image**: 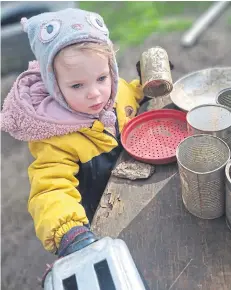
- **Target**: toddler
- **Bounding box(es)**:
[1,8,144,258]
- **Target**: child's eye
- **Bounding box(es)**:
[72,84,82,89]
[98,76,107,82]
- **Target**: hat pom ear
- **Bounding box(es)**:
[20,17,28,33]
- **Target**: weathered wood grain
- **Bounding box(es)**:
[92,95,231,290]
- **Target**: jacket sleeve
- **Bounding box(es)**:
[127,79,144,104]
[118,78,144,106]
[28,138,89,253]
[116,78,144,132]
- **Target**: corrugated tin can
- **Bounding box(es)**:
[216,87,231,110]
[187,104,231,149]
[176,134,230,219]
[225,160,231,230]
[140,46,173,97]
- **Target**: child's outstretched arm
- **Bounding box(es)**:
[28,137,89,254]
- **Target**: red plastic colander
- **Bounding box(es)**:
[121,109,188,165]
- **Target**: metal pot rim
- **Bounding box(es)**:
[225,160,231,184]
[176,134,231,175]
[186,103,231,132]
[216,87,231,110]
[216,87,231,100]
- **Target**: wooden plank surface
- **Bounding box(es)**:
[91,156,177,238]
[92,95,231,290]
[119,173,231,290]
[92,94,175,236]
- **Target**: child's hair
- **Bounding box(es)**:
[54,42,116,67]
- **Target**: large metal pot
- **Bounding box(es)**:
[176,134,230,219]
[225,160,231,230]
[187,104,231,149]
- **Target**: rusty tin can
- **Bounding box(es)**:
[140,46,173,97]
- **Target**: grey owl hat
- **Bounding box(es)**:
[20,8,119,113]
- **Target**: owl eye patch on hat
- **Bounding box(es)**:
[39,20,62,43]
[86,13,109,36]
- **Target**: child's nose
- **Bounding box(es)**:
[87,87,100,99]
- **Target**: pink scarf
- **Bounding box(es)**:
[1,61,116,141]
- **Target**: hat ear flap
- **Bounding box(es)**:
[20,17,28,33]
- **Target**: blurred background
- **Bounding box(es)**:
[80,1,212,50]
[1,1,231,289]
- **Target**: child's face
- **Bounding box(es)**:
[54,50,112,115]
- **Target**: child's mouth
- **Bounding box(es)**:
[89,103,103,111]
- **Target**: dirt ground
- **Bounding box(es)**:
[1,8,231,290]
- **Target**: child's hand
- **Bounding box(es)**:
[57,225,97,258]
[42,226,97,287]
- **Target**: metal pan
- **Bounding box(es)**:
[170,67,231,112]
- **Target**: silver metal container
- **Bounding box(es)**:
[176,134,230,219]
[225,160,231,230]
[44,237,147,290]
[187,104,231,149]
[216,87,231,110]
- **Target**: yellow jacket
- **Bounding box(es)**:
[28,78,143,253]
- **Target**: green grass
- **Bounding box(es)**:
[228,16,231,25]
[79,1,212,49]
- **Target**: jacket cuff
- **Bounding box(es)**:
[58,226,89,255]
